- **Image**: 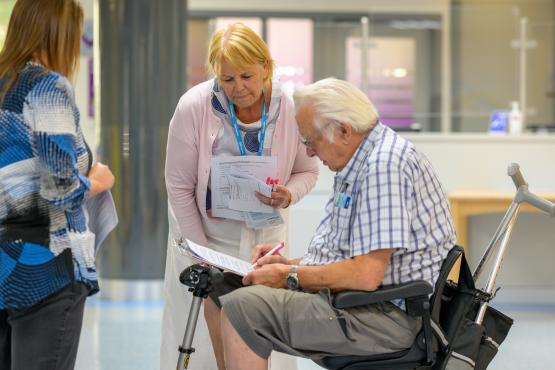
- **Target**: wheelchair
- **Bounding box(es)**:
[319,163,555,370]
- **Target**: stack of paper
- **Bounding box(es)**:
[227,171,273,213]
[210,156,284,228]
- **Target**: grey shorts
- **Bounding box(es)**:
[220,285,421,364]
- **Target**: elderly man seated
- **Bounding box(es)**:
[204,78,456,370]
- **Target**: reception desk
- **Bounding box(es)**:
[448,191,555,251]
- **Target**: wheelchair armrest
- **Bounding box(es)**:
[332,280,433,309]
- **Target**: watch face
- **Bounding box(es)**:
[287,275,299,290]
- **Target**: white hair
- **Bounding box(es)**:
[293,78,379,141]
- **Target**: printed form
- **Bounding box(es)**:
[227,172,273,213]
[210,156,277,221]
[178,239,252,276]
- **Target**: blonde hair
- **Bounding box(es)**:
[0,0,83,102]
[207,23,274,82]
[293,78,379,141]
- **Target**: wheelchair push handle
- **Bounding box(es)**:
[508,163,555,217]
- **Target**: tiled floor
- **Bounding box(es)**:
[75,299,555,370]
[76,299,163,370]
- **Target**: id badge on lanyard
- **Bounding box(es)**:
[335,182,352,209]
[334,150,367,210]
[227,90,267,156]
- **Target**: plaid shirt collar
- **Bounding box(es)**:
[335,121,385,185]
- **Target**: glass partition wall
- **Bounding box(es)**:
[313,15,443,132]
[187,13,444,132]
[451,1,555,133]
[187,1,555,133]
[517,19,554,132]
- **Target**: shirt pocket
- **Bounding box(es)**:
[330,191,355,233]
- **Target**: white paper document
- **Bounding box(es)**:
[211,156,277,221]
[227,172,273,213]
[84,190,118,256]
[178,239,252,276]
[245,209,284,229]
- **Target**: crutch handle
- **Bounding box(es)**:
[516,188,555,217]
[508,163,555,216]
[507,163,527,189]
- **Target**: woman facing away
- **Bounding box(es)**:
[161,23,319,370]
[0,1,114,369]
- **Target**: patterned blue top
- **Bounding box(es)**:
[301,122,456,297]
[0,62,97,310]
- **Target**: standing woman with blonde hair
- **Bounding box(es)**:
[162,23,319,369]
[0,1,114,369]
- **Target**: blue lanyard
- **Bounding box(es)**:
[227,90,267,156]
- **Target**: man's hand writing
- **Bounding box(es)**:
[250,243,289,269]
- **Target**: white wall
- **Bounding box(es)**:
[404,134,555,193]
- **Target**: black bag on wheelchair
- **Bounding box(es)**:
[435,252,513,370]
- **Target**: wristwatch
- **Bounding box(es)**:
[287,265,300,290]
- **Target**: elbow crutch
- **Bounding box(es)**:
[472,163,555,324]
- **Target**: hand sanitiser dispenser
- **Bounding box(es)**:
[508,101,523,135]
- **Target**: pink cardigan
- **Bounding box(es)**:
[165,80,319,245]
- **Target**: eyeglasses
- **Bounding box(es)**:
[299,121,336,149]
[299,130,324,149]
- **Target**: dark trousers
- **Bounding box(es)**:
[0,281,89,370]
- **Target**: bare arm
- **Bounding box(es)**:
[296,250,393,292]
[244,248,394,292]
